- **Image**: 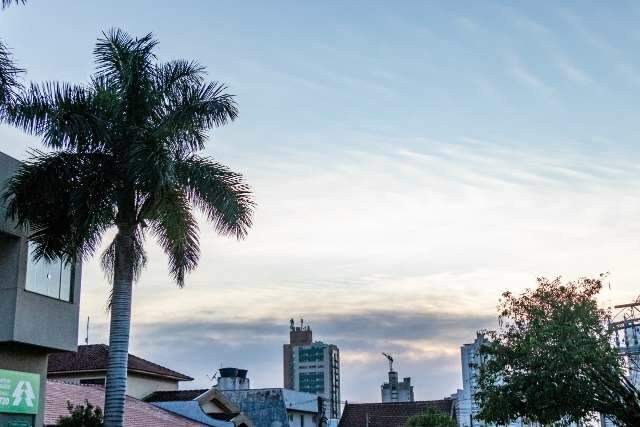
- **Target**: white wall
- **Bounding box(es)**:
[47,372,179,399]
[287,411,317,427]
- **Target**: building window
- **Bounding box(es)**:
[300,414,304,427]
[299,347,324,362]
[299,372,325,393]
[25,242,73,302]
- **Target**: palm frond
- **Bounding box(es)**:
[6,82,112,151]
[3,150,116,262]
[94,29,157,115]
[149,188,199,287]
[175,155,254,239]
[101,226,147,286]
[152,81,238,153]
[1,0,26,9]
[0,39,23,108]
[153,60,205,93]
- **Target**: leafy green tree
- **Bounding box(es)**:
[476,276,640,426]
[2,30,254,427]
[405,408,456,427]
[56,401,104,427]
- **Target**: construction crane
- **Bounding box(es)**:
[382,352,394,372]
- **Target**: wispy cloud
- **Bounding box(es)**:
[557,59,593,85]
[511,62,552,93]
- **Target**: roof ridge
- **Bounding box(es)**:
[50,344,193,381]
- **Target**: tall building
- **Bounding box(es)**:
[283,319,341,420]
[380,353,414,403]
[455,333,485,427]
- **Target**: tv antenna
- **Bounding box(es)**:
[206,372,218,383]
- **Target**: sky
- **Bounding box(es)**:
[2,0,640,404]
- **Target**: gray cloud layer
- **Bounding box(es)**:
[122,310,495,403]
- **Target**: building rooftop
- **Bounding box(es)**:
[48,344,193,381]
[147,387,317,427]
[338,399,456,427]
[145,389,209,402]
[44,381,208,427]
[146,387,318,412]
[152,402,234,427]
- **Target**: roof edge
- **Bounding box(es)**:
[48,368,193,382]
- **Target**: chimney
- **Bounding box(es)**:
[217,367,250,391]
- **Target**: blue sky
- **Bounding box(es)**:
[3,1,640,403]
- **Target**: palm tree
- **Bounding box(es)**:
[2,29,254,427]
[0,0,25,112]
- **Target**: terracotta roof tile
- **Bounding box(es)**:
[44,381,207,427]
[338,400,456,427]
[48,344,193,381]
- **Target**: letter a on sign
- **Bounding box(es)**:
[12,381,36,407]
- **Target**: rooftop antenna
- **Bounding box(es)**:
[85,316,90,345]
[290,318,295,331]
[206,372,218,383]
[382,352,394,372]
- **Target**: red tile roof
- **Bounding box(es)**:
[48,344,192,381]
[338,400,456,427]
[44,381,208,427]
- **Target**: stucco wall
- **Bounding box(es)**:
[47,372,179,400]
[287,411,317,427]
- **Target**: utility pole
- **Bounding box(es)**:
[85,316,90,345]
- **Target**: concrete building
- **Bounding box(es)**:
[0,151,83,427]
[380,353,414,403]
[455,333,484,427]
[47,344,193,399]
[146,368,321,427]
[283,320,340,420]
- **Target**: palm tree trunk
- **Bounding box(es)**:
[104,226,135,427]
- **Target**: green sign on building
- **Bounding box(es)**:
[0,369,40,415]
